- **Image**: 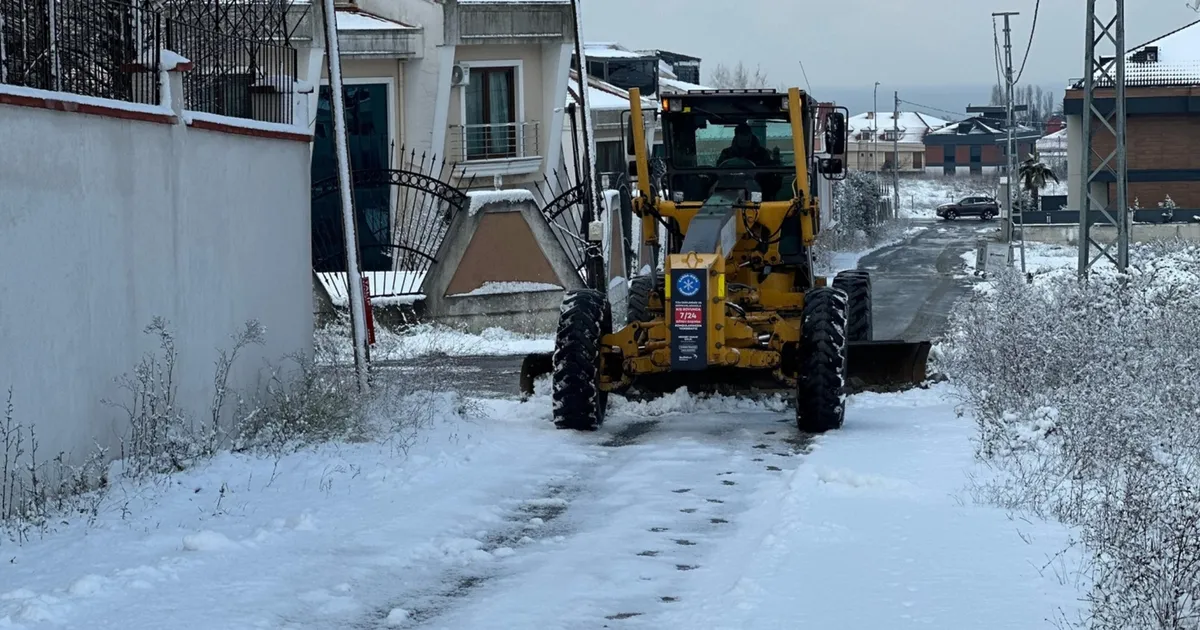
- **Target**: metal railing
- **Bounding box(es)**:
[165,18,297,123]
[1,0,298,122]
[448,121,540,162]
[1,0,161,104]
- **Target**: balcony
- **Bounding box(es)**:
[452,1,571,45]
[285,4,423,59]
[448,121,542,177]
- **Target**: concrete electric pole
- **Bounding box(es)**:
[1079,0,1129,274]
[994,11,1018,248]
[893,90,901,220]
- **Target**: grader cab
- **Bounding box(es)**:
[520,87,930,434]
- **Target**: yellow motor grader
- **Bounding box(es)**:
[520,87,930,433]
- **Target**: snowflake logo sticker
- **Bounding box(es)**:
[676,273,702,298]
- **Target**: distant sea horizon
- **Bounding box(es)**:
[807,82,1065,122]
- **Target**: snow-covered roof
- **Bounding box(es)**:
[1036,128,1067,152]
[926,117,1040,139]
[458,0,569,3]
[566,70,653,112]
[658,77,716,94]
[1081,18,1200,88]
[847,111,949,143]
[582,42,654,59]
[334,8,415,30]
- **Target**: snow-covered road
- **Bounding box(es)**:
[0,384,1078,630]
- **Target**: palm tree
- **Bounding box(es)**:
[1019,152,1059,212]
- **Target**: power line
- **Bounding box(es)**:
[1014,0,1041,84]
[898,98,968,120]
[797,58,813,93]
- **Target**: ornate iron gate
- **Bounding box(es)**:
[311,154,469,304]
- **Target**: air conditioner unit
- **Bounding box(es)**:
[451,64,470,87]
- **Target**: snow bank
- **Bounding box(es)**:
[315,321,552,363]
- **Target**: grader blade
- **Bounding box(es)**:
[845,340,933,392]
[519,352,554,399]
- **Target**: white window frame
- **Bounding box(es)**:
[316,76,399,248]
[318,76,399,168]
[457,59,526,161]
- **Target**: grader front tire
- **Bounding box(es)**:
[796,286,850,433]
[551,289,612,431]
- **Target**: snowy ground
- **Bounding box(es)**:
[0,384,1080,630]
[899,175,1068,220]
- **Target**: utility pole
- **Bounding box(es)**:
[321,0,370,393]
[873,81,881,216]
[994,11,1018,248]
[1079,0,1129,274]
[893,90,901,219]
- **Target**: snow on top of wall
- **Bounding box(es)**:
[449,281,563,298]
[334,8,414,30]
[185,110,308,137]
[458,0,569,3]
[467,188,536,216]
[0,82,174,117]
[847,111,949,143]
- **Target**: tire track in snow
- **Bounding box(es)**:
[394,405,816,629]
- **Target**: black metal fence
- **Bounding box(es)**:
[1,0,161,103]
[165,18,297,123]
[1,0,298,122]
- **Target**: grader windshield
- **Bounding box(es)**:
[659,90,812,203]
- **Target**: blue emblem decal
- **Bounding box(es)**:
[676,273,702,298]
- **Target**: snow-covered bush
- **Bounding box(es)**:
[942,240,1200,629]
[832,170,883,243]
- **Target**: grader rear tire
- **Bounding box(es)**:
[551,289,611,431]
[796,286,849,433]
[626,274,657,324]
[833,270,873,342]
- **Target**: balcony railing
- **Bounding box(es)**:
[448,121,540,163]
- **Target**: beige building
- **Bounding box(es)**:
[846,111,948,173]
[288,0,577,191]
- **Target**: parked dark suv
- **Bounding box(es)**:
[935,195,1000,220]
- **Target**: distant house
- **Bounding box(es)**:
[846,111,948,173]
[638,49,703,85]
[1064,17,1200,212]
[1036,128,1067,159]
[564,43,713,186]
[922,106,1039,176]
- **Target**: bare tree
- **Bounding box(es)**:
[708,61,771,89]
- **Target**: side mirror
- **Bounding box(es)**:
[824,111,847,156]
[818,157,845,177]
[625,118,636,156]
[628,159,639,176]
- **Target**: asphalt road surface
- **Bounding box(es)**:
[389,217,984,399]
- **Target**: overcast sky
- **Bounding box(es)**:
[581,0,1200,91]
